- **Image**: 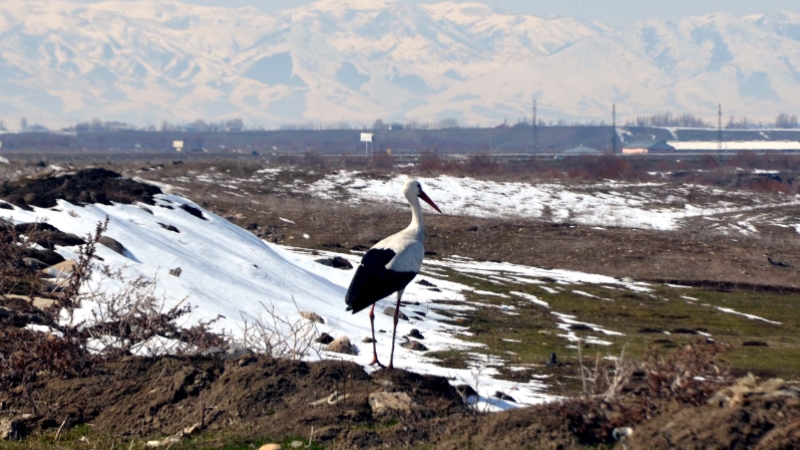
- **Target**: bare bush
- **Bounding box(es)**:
[236,299,320,360]
[542,340,733,446]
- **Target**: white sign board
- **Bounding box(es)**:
[360,133,373,143]
[173,140,184,151]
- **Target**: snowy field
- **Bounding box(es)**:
[1,177,790,410]
[245,169,800,233]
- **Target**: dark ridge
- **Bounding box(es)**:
[158,223,180,233]
[0,168,162,210]
[179,203,207,221]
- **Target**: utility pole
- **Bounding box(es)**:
[718,103,722,150]
[532,98,539,152]
[611,103,618,154]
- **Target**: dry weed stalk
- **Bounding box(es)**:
[236,297,320,360]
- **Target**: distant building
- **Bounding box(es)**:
[668,141,800,152]
[622,140,675,154]
[562,145,603,155]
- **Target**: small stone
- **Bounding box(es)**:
[416,279,436,287]
[400,340,427,351]
[300,311,325,324]
[316,333,334,344]
[42,259,77,277]
[314,256,353,270]
[158,223,180,233]
[327,336,356,355]
[494,391,516,403]
[383,307,408,321]
[139,206,154,214]
[221,348,255,362]
[290,441,303,448]
[362,337,375,343]
[98,236,126,255]
[0,416,23,440]
[369,391,413,416]
[406,329,424,340]
[169,267,182,277]
[258,445,282,450]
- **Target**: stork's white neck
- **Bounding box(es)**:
[406,194,425,241]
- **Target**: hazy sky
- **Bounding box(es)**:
[76,0,800,28]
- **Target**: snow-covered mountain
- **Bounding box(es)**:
[1,0,799,128]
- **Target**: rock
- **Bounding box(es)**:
[314,256,353,270]
[258,445,282,450]
[22,248,65,266]
[22,257,49,270]
[179,203,207,220]
[139,205,154,214]
[383,307,408,321]
[416,279,436,287]
[1,294,57,310]
[246,222,259,230]
[362,337,375,343]
[169,267,182,277]
[98,236,126,255]
[406,329,424,340]
[289,441,303,448]
[494,391,516,403]
[0,416,24,440]
[158,223,180,233]
[42,259,77,277]
[400,339,428,351]
[221,348,255,362]
[0,202,12,210]
[369,391,413,416]
[327,336,356,355]
[316,333,334,344]
[300,311,325,324]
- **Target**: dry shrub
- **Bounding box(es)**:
[0,219,46,297]
[541,340,732,446]
[370,151,395,170]
[303,151,326,169]
[235,299,320,360]
[0,217,228,393]
[419,150,443,173]
[463,153,504,176]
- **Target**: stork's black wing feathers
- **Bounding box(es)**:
[345,248,417,314]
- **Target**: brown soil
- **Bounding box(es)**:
[0,355,470,448]
[625,397,800,450]
[0,167,162,210]
[4,355,799,449]
[223,200,800,291]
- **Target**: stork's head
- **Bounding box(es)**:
[403,178,442,214]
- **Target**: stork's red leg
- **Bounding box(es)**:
[368,303,384,368]
[388,290,404,370]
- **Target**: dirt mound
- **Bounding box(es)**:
[626,397,800,449]
[0,168,162,210]
[0,355,470,446]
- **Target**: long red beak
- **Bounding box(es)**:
[418,190,442,214]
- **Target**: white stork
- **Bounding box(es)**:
[345,178,442,369]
